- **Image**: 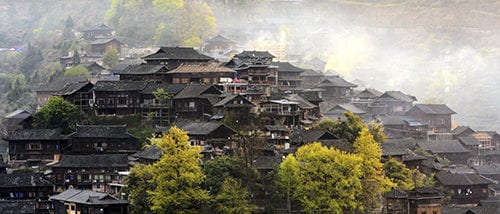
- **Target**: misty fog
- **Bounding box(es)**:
[0,0,498,131]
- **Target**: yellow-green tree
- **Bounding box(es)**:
[213,177,256,214]
[64,65,89,77]
[278,142,365,213]
[126,126,209,213]
[383,158,415,190]
[276,155,300,214]
[353,128,394,211]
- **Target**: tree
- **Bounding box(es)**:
[213,177,256,214]
[278,142,364,213]
[203,157,259,195]
[276,155,300,214]
[126,126,209,213]
[383,158,415,190]
[353,128,394,211]
[63,16,74,39]
[33,96,81,133]
[72,50,80,65]
[102,46,119,68]
[64,65,89,77]
[234,129,267,167]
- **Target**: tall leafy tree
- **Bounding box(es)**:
[126,126,209,213]
[276,155,300,214]
[102,47,119,68]
[64,65,89,77]
[383,158,415,190]
[203,157,259,195]
[278,142,365,213]
[152,87,173,126]
[353,128,394,211]
[33,96,81,133]
[213,177,256,214]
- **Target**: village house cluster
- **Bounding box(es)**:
[0,24,499,214]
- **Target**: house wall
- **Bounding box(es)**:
[68,138,139,154]
[9,140,63,161]
[439,152,470,165]
[94,91,142,115]
[53,167,128,192]
[406,109,452,133]
[445,184,489,204]
[174,98,214,119]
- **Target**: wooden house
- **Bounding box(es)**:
[272,61,303,91]
[457,136,481,156]
[51,154,129,192]
[142,46,213,69]
[473,131,500,152]
[436,172,493,205]
[92,81,149,115]
[54,81,94,112]
[263,125,290,146]
[406,104,456,134]
[383,187,443,214]
[203,35,238,55]
[114,63,170,82]
[316,75,357,101]
[378,116,429,139]
[66,124,140,155]
[260,99,301,126]
[50,189,128,214]
[227,50,278,89]
[0,173,53,213]
[4,129,66,164]
[285,93,319,127]
[131,144,162,164]
[306,57,326,71]
[80,24,113,40]
[372,91,417,116]
[90,38,123,56]
[212,94,255,126]
[174,120,236,150]
[416,140,470,165]
[168,61,235,84]
[352,88,383,110]
[323,103,366,120]
[2,110,33,132]
[140,83,186,125]
[452,126,476,139]
[172,84,222,119]
[300,69,324,89]
[36,76,88,110]
[290,129,352,151]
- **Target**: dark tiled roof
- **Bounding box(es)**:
[272,61,304,73]
[264,125,289,132]
[356,88,383,99]
[321,139,354,152]
[417,140,469,154]
[0,173,52,188]
[285,94,316,109]
[67,124,137,139]
[383,188,407,199]
[92,80,149,91]
[452,126,476,136]
[469,197,500,214]
[213,94,254,107]
[132,144,162,161]
[458,136,481,146]
[50,189,128,205]
[473,164,500,175]
[324,103,366,115]
[300,69,324,77]
[378,116,406,126]
[298,91,322,103]
[377,91,417,103]
[142,47,213,61]
[141,83,186,95]
[115,64,167,75]
[37,76,88,92]
[169,62,235,73]
[411,104,456,115]
[80,62,105,70]
[53,154,129,168]
[318,76,357,88]
[90,38,122,45]
[108,60,143,73]
[81,24,112,32]
[252,155,281,170]
[3,129,64,141]
[235,50,275,59]
[436,172,493,186]
[385,138,418,149]
[5,110,31,119]
[175,121,235,136]
[54,81,92,96]
[382,142,411,156]
[0,200,37,214]
[291,129,337,144]
[206,35,237,44]
[173,84,221,99]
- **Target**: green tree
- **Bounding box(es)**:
[19,43,43,75]
[102,46,119,68]
[72,50,80,65]
[213,177,256,214]
[126,126,209,213]
[63,16,74,39]
[383,158,414,190]
[279,142,364,213]
[33,96,82,133]
[203,157,259,195]
[353,128,394,211]
[276,155,300,214]
[64,65,89,77]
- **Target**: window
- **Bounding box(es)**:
[188,102,195,109]
[26,143,42,150]
[173,78,180,84]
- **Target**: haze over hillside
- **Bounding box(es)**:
[0,0,498,131]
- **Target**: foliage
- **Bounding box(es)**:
[33,96,82,133]
[276,154,300,214]
[203,156,259,195]
[212,177,256,214]
[64,65,89,77]
[63,16,74,39]
[234,129,267,167]
[19,43,44,76]
[383,158,414,190]
[278,142,365,213]
[368,120,386,144]
[102,46,119,68]
[72,50,80,65]
[353,128,394,211]
[126,126,209,213]
[152,87,174,126]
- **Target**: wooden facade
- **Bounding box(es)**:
[66,124,140,155]
[436,173,492,205]
[168,62,235,84]
[92,81,149,115]
[406,104,456,134]
[0,173,53,213]
[4,129,66,164]
[172,84,222,119]
[90,38,122,56]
